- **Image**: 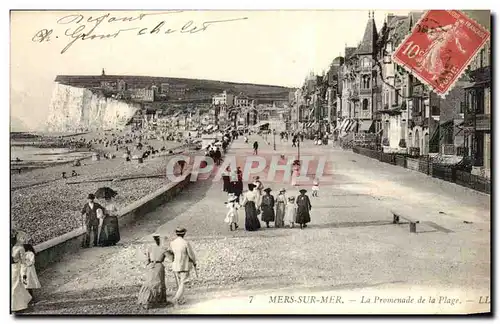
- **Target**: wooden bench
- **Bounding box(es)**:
[391,209,420,233]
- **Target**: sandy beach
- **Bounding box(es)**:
[11,134,198,246]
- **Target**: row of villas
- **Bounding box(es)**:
[212,90,254,107]
[291,11,491,179]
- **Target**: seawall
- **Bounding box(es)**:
[34,168,193,271]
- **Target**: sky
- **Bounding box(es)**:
[10,10,413,131]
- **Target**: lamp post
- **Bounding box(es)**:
[297,136,301,160]
[273,129,276,151]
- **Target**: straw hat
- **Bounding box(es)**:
[175,227,187,235]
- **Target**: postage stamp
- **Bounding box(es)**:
[393,10,490,97]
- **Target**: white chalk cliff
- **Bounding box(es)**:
[46,83,140,132]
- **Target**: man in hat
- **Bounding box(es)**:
[81,193,103,248]
[296,189,312,229]
[168,227,197,305]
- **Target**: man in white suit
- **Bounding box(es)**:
[169,227,196,305]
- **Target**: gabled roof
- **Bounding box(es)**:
[388,12,424,48]
[356,17,378,55]
[345,47,357,59]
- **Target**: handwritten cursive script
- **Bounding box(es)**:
[32,11,249,54]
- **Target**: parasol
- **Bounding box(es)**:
[94,187,118,199]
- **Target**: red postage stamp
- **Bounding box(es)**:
[393,10,490,97]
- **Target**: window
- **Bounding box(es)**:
[362,75,371,89]
[362,99,369,110]
[395,90,400,105]
[479,48,484,68]
[431,105,440,116]
[363,57,370,68]
[459,102,465,114]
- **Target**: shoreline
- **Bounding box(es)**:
[11,137,195,246]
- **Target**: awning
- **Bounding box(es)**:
[347,120,358,132]
[359,120,374,132]
[340,119,351,133]
[463,80,489,89]
[332,122,342,132]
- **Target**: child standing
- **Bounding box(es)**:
[312,178,320,197]
[284,196,297,228]
[224,194,240,231]
[21,243,41,301]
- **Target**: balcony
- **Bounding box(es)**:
[348,88,360,100]
[359,87,372,95]
[441,144,456,155]
[413,116,423,126]
[464,114,491,131]
[467,66,491,84]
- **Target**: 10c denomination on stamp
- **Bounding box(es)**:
[393,10,490,97]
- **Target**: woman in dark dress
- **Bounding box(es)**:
[260,188,275,228]
[222,166,231,192]
[241,184,261,231]
[98,197,121,246]
[296,189,312,229]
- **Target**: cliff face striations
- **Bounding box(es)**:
[46,84,140,132]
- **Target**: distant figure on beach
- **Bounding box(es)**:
[253,141,259,155]
[71,170,78,177]
[61,172,67,179]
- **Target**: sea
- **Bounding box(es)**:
[11,145,93,163]
[10,132,93,164]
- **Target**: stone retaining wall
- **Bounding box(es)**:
[406,158,420,172]
[34,168,193,271]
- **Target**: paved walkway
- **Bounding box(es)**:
[24,134,490,315]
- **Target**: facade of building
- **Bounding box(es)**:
[377,13,420,153]
[337,12,380,139]
[130,88,154,102]
[159,83,187,98]
[463,41,491,178]
[212,90,234,106]
[117,79,127,91]
[234,94,250,106]
[326,56,344,133]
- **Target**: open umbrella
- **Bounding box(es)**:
[94,187,118,199]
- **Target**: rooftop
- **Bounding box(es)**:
[355,12,378,55]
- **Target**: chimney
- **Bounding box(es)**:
[387,13,395,25]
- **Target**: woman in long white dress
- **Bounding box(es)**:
[21,243,41,299]
[253,176,264,208]
[11,231,32,312]
[224,194,240,231]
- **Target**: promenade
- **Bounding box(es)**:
[24,134,490,315]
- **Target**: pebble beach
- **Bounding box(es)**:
[11,135,197,246]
